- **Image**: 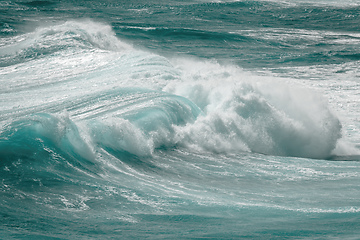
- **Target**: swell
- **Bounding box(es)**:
[120,25,360,68]
[2,1,359,68]
[194,0,360,32]
[115,0,360,68]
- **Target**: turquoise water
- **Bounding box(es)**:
[1,0,360,239]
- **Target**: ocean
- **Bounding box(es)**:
[1,0,360,239]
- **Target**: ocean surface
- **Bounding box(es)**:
[1,0,360,239]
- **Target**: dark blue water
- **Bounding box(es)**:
[1,0,360,239]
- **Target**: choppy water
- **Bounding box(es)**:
[1,0,360,239]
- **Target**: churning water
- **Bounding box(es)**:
[1,0,360,239]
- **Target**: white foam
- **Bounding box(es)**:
[164,59,342,158]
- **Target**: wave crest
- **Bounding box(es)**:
[0,20,131,67]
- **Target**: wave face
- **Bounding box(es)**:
[1,1,360,239]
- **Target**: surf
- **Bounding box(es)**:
[0,20,350,160]
[2,1,360,239]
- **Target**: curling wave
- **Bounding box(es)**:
[0,20,344,160]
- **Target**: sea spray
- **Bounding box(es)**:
[165,60,342,158]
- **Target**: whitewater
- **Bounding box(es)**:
[1,0,360,239]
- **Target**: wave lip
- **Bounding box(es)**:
[0,86,203,159]
[87,88,203,156]
[0,112,96,179]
